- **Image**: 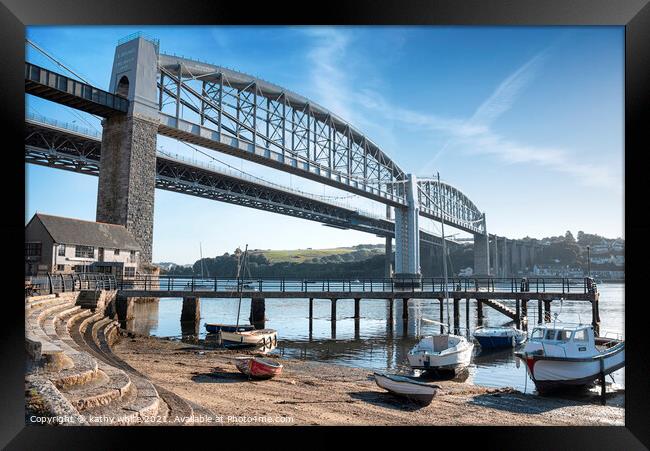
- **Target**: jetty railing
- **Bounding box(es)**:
[113,275,597,295]
[27,273,117,295]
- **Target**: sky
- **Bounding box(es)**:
[25,26,624,264]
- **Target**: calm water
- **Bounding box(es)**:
[127,283,625,396]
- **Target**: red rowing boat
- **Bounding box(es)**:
[235,357,283,379]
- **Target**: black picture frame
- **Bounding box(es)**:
[2,0,648,448]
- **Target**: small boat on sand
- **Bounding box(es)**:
[220,329,278,349]
[407,321,474,373]
[515,323,624,393]
[474,326,527,350]
[373,372,440,405]
[205,323,255,334]
[235,357,283,379]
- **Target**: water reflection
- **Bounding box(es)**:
[129,284,625,395]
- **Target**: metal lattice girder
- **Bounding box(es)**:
[417,178,485,234]
[156,54,407,206]
[25,116,454,247]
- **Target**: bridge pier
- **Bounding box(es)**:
[249,297,265,329]
[473,232,490,276]
[96,37,160,265]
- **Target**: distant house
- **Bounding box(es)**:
[590,243,610,254]
[25,213,141,277]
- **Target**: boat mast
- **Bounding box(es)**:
[199,242,205,279]
[437,172,451,331]
[235,244,248,328]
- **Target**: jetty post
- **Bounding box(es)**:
[537,300,543,324]
[521,300,528,330]
[181,296,200,335]
[544,300,551,322]
[477,299,484,325]
[402,298,409,321]
[438,298,444,333]
[465,298,470,335]
[249,297,265,329]
[453,298,460,334]
[354,298,361,319]
[515,299,520,329]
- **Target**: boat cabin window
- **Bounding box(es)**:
[573,329,588,342]
[558,330,572,341]
[544,329,557,340]
[531,328,544,339]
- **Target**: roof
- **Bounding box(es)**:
[30,213,141,251]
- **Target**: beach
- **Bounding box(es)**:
[112,333,624,426]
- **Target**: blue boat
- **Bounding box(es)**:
[473,326,527,349]
[205,323,255,334]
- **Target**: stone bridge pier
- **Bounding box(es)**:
[96,36,159,266]
[394,174,421,286]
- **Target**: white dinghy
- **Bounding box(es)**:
[374,373,440,405]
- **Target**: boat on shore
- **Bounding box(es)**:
[407,320,474,373]
[220,329,278,351]
[205,323,255,334]
[474,326,527,350]
[235,356,283,379]
[374,372,440,405]
[515,323,624,393]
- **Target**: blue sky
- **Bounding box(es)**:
[25,26,624,264]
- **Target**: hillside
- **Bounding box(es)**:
[248,244,384,264]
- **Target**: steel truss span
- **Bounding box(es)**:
[417,179,485,235]
[24,117,449,247]
[157,54,407,206]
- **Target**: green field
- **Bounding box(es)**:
[250,245,384,264]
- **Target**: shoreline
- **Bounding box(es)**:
[111,333,624,426]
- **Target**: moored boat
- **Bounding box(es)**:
[407,320,474,373]
[514,323,624,393]
[205,323,255,334]
[220,328,278,350]
[235,356,283,379]
[474,326,527,350]
[373,372,440,405]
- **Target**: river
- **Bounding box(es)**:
[127,282,624,398]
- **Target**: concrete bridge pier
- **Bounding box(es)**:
[500,237,510,277]
[394,174,421,287]
[249,297,265,329]
[511,241,521,275]
[473,232,490,276]
[491,235,499,278]
[520,244,529,275]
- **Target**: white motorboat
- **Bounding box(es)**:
[373,372,440,405]
[474,326,527,350]
[515,323,624,393]
[407,320,474,372]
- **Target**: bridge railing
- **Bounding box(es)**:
[113,275,596,295]
[27,273,117,296]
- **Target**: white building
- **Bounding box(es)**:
[25,213,141,277]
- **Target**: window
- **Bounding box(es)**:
[130,250,136,262]
[573,329,587,342]
[530,328,543,340]
[58,244,66,256]
[57,264,65,271]
[114,248,120,256]
[558,330,572,341]
[25,242,42,257]
[75,245,94,259]
[124,267,136,277]
[544,329,557,340]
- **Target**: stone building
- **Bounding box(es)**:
[25,213,141,277]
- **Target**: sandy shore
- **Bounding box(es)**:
[112,334,624,426]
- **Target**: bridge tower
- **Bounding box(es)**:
[96,36,160,265]
[393,174,421,284]
[473,215,490,276]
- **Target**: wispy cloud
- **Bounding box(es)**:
[301,28,618,190]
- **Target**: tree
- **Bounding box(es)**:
[565,231,576,243]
